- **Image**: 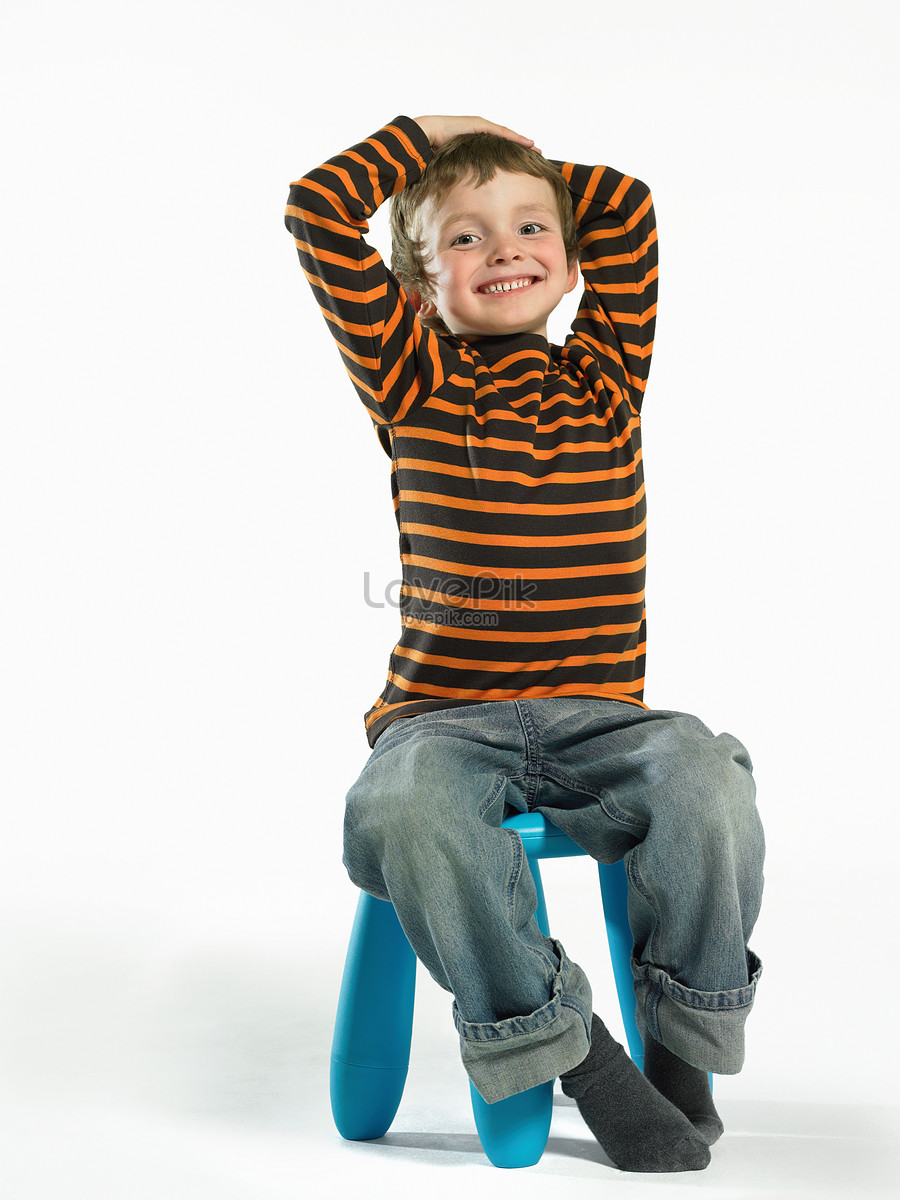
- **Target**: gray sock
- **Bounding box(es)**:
[642,1036,724,1145]
[560,1014,711,1172]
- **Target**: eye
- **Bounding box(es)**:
[450,233,479,246]
[518,222,544,235]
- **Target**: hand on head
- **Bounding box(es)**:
[414,115,542,155]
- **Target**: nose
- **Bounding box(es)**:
[487,234,523,265]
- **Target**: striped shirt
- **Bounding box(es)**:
[284,115,658,747]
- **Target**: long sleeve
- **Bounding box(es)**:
[551,160,658,411]
[284,116,449,432]
[286,130,654,745]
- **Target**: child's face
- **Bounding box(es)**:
[414,170,579,339]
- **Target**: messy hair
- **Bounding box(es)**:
[390,133,578,334]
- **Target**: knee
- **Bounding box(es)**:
[660,724,761,850]
[342,741,452,889]
[345,774,434,852]
[711,731,758,820]
[689,731,763,864]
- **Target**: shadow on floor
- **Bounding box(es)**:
[338,1097,899,1195]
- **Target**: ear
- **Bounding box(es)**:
[564,259,580,295]
[410,287,438,321]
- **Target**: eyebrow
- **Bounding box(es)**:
[439,202,557,232]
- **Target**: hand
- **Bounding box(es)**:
[413,115,542,155]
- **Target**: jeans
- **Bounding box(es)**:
[343,698,764,1104]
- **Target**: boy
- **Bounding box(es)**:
[284,115,764,1172]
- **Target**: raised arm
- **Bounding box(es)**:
[284,116,545,435]
[550,159,658,411]
[283,116,444,432]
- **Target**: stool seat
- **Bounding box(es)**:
[330,811,643,1167]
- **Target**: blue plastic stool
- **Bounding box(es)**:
[330,811,645,1168]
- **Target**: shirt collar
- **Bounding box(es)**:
[453,331,551,367]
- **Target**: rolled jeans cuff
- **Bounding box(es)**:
[633,948,763,1075]
[453,939,592,1104]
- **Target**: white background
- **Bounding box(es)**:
[2,1,898,1196]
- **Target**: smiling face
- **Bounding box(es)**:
[413,170,579,340]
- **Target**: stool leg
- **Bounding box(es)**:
[530,850,551,937]
[469,1078,555,1168]
[598,860,644,1069]
[330,892,416,1140]
[468,855,553,1168]
[597,862,713,1092]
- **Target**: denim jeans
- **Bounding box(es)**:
[343,698,764,1104]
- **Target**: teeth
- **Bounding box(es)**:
[481,277,534,294]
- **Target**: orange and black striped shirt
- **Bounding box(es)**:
[284,116,658,747]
